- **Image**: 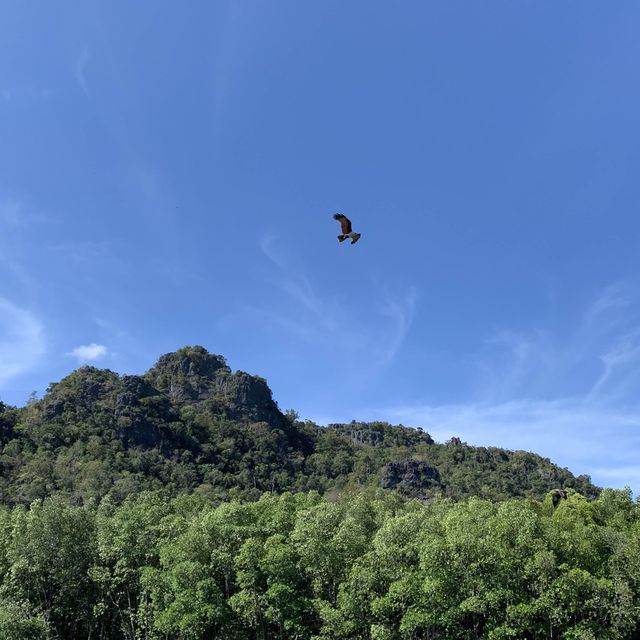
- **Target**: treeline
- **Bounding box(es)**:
[0,488,638,639]
[0,348,598,506]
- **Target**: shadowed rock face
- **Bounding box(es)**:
[380,460,442,497]
[114,376,175,449]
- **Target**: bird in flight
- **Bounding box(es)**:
[333,213,361,244]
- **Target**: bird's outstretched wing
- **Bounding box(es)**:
[333,213,352,235]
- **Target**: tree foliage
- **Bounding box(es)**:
[0,490,635,639]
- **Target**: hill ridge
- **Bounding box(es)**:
[0,346,599,505]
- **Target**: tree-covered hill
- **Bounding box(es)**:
[0,346,598,506]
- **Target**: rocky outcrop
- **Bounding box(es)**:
[210,371,283,424]
[145,346,231,404]
[380,460,442,497]
[330,422,384,447]
[32,347,286,450]
[145,346,285,426]
[329,421,434,448]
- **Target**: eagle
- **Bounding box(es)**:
[333,213,361,244]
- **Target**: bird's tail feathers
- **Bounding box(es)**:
[338,235,348,242]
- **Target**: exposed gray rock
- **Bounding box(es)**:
[210,371,281,424]
[329,421,434,448]
[144,346,285,426]
[145,346,230,404]
[331,423,384,447]
[380,459,442,497]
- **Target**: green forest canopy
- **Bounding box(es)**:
[0,489,639,639]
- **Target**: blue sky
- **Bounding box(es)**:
[2,1,640,492]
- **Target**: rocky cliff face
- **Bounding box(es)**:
[210,370,283,424]
[380,460,442,497]
[145,346,230,404]
[144,346,284,426]
[329,421,434,448]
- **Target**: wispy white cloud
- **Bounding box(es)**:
[589,330,640,398]
[75,47,90,97]
[472,329,554,402]
[464,282,640,404]
[259,234,286,270]
[584,282,632,328]
[375,289,418,366]
[258,234,417,370]
[364,282,640,493]
[239,305,316,341]
[260,234,329,320]
[68,343,108,363]
[0,297,45,386]
[379,397,640,458]
[259,233,346,331]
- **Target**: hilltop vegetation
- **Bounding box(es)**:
[0,346,597,506]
